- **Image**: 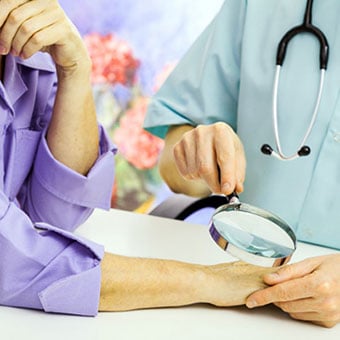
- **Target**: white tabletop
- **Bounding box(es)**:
[1,208,340,340]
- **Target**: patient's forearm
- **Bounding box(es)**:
[99,253,205,311]
[99,253,276,311]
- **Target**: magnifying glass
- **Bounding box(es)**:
[209,193,296,267]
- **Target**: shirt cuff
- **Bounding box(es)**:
[35,222,104,316]
[33,127,117,209]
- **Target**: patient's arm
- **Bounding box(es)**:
[99,253,276,311]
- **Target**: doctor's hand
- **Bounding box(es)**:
[246,254,340,328]
[160,123,246,197]
[0,0,90,72]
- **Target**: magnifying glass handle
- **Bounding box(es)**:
[226,192,240,204]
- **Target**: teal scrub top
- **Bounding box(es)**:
[144,0,340,250]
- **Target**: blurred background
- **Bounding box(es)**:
[60,0,224,212]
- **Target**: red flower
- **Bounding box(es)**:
[113,97,164,169]
[84,32,140,86]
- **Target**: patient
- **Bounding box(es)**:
[0,0,275,318]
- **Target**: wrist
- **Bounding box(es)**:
[56,55,92,81]
[201,262,277,307]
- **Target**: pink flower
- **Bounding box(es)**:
[84,32,140,86]
[113,97,164,169]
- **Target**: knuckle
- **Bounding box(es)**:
[7,12,22,26]
[197,161,213,176]
[29,33,44,48]
[316,280,332,296]
[173,144,183,159]
[177,135,192,152]
[20,22,33,36]
[321,298,339,314]
[214,122,232,138]
[217,149,233,163]
[194,124,206,137]
[215,121,230,131]
[213,121,225,131]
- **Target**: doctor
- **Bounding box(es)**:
[145,0,340,328]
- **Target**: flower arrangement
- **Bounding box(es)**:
[113,96,164,170]
[84,32,168,211]
[83,32,139,86]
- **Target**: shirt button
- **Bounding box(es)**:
[333,131,340,143]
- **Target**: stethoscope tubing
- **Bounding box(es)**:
[262,0,329,161]
[271,66,325,161]
[276,0,329,69]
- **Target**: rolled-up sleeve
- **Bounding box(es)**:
[23,126,116,231]
[0,190,104,316]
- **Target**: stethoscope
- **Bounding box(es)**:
[261,0,329,161]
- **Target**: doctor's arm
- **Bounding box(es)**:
[159,123,246,197]
[144,1,246,197]
[99,252,276,311]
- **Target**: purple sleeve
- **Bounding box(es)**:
[0,190,104,316]
[22,126,117,231]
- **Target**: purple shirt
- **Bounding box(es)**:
[0,53,116,316]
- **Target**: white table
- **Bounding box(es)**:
[1,208,340,340]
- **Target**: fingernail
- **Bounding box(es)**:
[247,300,258,308]
[0,45,7,55]
[10,48,18,57]
[267,272,280,280]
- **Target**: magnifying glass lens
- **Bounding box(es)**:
[214,210,294,257]
[210,202,296,267]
